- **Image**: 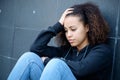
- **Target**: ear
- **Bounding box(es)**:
[85,24,89,32]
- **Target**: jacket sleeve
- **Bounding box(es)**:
[30,22,64,58]
[64,44,113,77]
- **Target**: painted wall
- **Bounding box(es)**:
[0,0,119,80]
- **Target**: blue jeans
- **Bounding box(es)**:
[8,52,76,80]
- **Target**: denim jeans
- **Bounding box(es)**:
[8,52,76,80]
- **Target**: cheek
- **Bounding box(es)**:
[65,33,68,39]
[75,30,87,39]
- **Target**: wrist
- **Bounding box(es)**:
[51,22,64,35]
[59,20,63,26]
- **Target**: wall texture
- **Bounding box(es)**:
[0,0,119,80]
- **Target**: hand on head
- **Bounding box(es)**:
[59,8,73,25]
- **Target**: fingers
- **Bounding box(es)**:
[63,8,74,16]
[65,8,74,17]
[65,8,74,12]
[59,8,74,25]
[41,57,48,62]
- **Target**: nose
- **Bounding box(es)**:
[66,31,72,38]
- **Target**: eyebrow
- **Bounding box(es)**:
[64,26,76,29]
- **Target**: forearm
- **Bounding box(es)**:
[30,22,64,56]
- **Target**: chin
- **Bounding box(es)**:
[70,44,77,47]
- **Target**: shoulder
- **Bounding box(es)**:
[91,43,111,51]
[89,43,113,57]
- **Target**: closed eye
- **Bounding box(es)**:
[64,26,77,32]
[71,28,76,31]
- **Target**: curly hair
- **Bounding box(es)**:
[55,2,110,46]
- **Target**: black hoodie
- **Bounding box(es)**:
[30,22,113,80]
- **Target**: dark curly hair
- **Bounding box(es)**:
[55,2,109,46]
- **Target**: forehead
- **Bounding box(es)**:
[65,15,80,21]
[64,16,84,27]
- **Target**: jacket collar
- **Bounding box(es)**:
[71,44,92,58]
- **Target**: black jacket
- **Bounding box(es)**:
[30,22,113,80]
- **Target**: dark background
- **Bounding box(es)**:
[0,0,119,80]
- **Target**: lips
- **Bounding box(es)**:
[68,39,74,43]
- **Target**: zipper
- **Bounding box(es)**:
[64,47,72,59]
[76,51,79,56]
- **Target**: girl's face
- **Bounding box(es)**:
[64,16,89,51]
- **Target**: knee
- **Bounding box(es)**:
[47,58,66,67]
[20,52,41,61]
[44,58,68,73]
[21,52,36,58]
[22,52,36,56]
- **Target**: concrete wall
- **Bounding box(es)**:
[0,0,119,80]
